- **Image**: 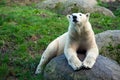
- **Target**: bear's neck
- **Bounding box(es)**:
[68,21,93,39]
[69,22,92,33]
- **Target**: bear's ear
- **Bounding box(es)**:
[85,13,90,19]
[67,15,71,20]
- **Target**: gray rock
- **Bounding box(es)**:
[36,0,115,17]
[100,0,116,2]
[96,30,120,50]
[44,54,120,80]
[44,30,120,80]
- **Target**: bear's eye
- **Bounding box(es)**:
[79,14,82,16]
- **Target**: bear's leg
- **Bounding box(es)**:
[64,42,82,70]
[35,39,59,74]
[83,47,99,68]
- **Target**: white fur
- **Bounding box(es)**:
[35,13,99,74]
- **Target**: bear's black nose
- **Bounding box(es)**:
[72,15,77,22]
[72,15,77,19]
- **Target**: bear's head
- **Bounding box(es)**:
[67,13,90,26]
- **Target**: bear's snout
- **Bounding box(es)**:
[72,15,78,23]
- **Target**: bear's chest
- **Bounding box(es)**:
[77,35,91,50]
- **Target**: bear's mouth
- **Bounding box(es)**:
[73,19,78,23]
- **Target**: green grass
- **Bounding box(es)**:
[0,5,68,80]
[0,3,120,80]
[90,13,120,33]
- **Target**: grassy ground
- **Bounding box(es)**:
[0,2,120,80]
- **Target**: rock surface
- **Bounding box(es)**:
[44,55,120,80]
[44,30,120,80]
[37,0,115,17]
[96,30,120,50]
[100,0,116,2]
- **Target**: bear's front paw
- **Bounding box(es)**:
[35,66,43,74]
[35,68,41,74]
[68,58,82,71]
[83,57,96,69]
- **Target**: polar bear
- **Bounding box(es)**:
[35,13,99,74]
